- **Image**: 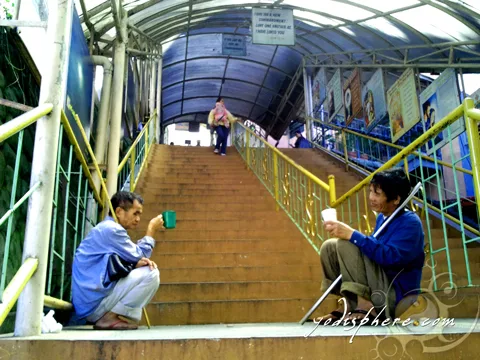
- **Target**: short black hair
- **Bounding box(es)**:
[422,100,431,116]
[370,168,411,205]
[216,96,223,103]
[111,191,144,212]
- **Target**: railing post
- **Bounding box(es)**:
[342,130,349,171]
[130,146,136,192]
[246,131,251,170]
[106,9,128,196]
[273,151,279,211]
[464,98,480,220]
[156,49,163,143]
[15,0,74,337]
[328,175,336,206]
[145,125,149,169]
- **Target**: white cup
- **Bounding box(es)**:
[321,208,337,222]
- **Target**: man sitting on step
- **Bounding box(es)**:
[72,191,163,330]
[319,169,425,324]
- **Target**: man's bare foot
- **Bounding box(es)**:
[345,296,377,322]
[94,311,138,330]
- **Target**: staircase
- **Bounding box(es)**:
[1,145,479,359]
[130,144,336,325]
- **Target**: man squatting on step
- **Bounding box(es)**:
[319,169,425,324]
[72,192,163,330]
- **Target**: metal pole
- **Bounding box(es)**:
[149,56,157,117]
[303,68,312,142]
[91,56,113,193]
[15,0,74,337]
[156,48,163,143]
[106,10,127,197]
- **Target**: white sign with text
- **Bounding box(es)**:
[252,8,295,45]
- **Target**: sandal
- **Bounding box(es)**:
[348,309,376,325]
[316,310,345,324]
[93,319,138,330]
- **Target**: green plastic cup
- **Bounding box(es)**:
[162,210,176,229]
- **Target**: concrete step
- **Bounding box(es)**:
[138,187,268,196]
[154,280,321,302]
[134,194,276,203]
[139,210,292,222]
[2,322,479,360]
[132,229,306,241]
[160,265,322,283]
[144,297,337,325]
[152,251,319,268]
[134,202,275,212]
[156,239,311,253]
[136,177,267,185]
[144,219,298,231]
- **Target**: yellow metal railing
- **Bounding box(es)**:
[234,98,479,290]
[310,98,480,289]
[232,122,336,252]
[0,258,38,327]
[117,110,157,193]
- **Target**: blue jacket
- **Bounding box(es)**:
[295,136,310,148]
[72,217,155,319]
[350,210,425,305]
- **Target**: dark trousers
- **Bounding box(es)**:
[320,239,396,318]
[215,126,230,154]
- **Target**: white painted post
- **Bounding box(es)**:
[106,10,128,197]
[15,0,74,336]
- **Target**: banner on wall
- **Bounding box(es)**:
[312,68,327,112]
[175,122,189,131]
[470,88,480,109]
[222,34,246,56]
[343,69,362,126]
[252,8,295,45]
[326,69,343,122]
[387,68,420,143]
[65,7,94,156]
[362,69,387,133]
[419,68,464,154]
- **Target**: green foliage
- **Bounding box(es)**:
[0,0,15,20]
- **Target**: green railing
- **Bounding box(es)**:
[309,99,480,290]
[0,103,115,328]
[118,110,157,192]
[232,122,336,253]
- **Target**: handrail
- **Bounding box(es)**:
[307,116,473,177]
[44,295,73,311]
[0,258,38,327]
[235,121,332,194]
[331,103,465,207]
[60,111,103,206]
[66,106,117,222]
[0,103,53,143]
[118,109,157,175]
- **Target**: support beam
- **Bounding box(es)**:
[156,48,163,143]
[0,20,47,27]
[303,67,313,142]
[14,0,74,337]
[106,10,128,197]
[91,56,113,193]
[149,56,157,117]
[110,0,124,44]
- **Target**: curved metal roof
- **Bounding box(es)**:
[77,0,480,139]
